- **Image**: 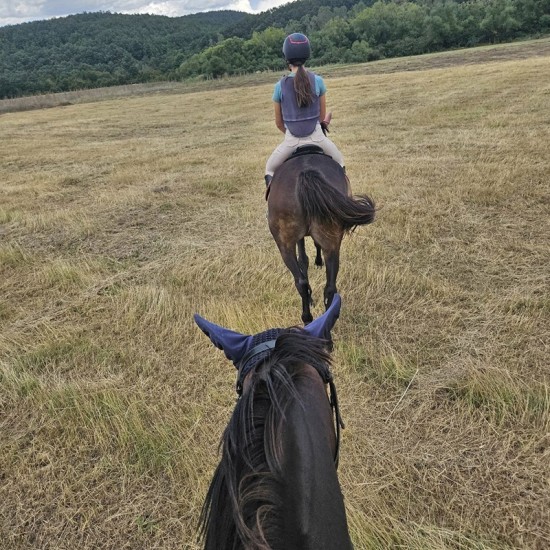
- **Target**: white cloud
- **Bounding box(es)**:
[0,0,295,27]
[251,0,289,13]
[0,0,244,23]
[118,0,254,16]
[0,1,45,18]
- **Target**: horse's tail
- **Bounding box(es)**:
[297,170,375,232]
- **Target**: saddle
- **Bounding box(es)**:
[285,144,332,162]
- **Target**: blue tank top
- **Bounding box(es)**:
[280,72,320,138]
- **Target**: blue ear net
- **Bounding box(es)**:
[303,293,341,340]
[194,314,252,367]
[194,294,341,369]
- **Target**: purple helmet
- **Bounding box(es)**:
[282,33,311,63]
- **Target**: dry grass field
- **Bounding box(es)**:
[1,40,549,549]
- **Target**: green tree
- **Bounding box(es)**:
[346,39,380,62]
[424,1,464,50]
[512,0,550,34]
[481,0,520,43]
[207,55,226,78]
[353,1,427,56]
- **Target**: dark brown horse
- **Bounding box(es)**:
[268,148,375,324]
[194,295,353,550]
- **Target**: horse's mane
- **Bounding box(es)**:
[199,332,333,550]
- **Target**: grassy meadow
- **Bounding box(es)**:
[1,40,549,549]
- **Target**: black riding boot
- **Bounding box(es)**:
[264,175,272,187]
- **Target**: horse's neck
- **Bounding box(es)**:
[278,364,353,550]
[203,361,352,550]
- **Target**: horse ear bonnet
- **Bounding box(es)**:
[194,293,341,374]
[194,313,285,372]
[193,314,253,366]
[303,293,341,341]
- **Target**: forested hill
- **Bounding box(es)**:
[223,0,362,37]
[0,11,246,98]
[178,0,550,78]
[1,0,549,99]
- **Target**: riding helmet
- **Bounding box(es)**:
[282,33,311,63]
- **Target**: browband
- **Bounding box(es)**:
[236,340,277,395]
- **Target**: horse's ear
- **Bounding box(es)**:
[303,293,341,340]
[194,314,252,367]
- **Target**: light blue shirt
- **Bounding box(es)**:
[273,73,326,103]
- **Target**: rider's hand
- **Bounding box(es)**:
[320,121,330,136]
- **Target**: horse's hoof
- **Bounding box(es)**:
[315,262,323,269]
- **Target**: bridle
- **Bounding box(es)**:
[235,339,345,468]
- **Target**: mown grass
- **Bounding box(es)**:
[1,39,549,549]
[448,368,550,428]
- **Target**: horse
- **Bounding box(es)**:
[267,147,375,324]
[194,294,353,550]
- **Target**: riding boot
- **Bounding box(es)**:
[264,175,273,203]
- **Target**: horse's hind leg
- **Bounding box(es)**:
[314,242,323,268]
[278,243,313,324]
[297,238,309,278]
[313,227,342,310]
[323,246,341,310]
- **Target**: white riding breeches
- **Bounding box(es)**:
[265,123,344,177]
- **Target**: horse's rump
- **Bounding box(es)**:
[296,168,375,232]
[267,153,375,322]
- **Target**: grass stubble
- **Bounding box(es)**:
[1,40,549,549]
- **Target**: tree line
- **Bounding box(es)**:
[1,0,549,98]
[0,11,245,98]
[178,0,550,78]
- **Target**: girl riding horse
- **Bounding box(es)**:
[265,33,345,188]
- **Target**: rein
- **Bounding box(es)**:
[326,371,345,470]
[236,340,345,468]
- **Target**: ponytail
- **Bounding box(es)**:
[293,63,315,108]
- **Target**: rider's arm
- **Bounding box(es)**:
[319,94,327,123]
[274,102,285,133]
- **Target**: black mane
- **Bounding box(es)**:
[199,332,333,549]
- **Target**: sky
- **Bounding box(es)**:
[0,0,292,27]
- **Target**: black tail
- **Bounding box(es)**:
[297,170,375,232]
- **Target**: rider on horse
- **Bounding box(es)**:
[264,33,345,188]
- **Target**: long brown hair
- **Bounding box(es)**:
[292,62,315,108]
